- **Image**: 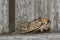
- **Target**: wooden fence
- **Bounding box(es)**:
[0,0,60,33]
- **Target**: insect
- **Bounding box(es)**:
[17,17,51,33]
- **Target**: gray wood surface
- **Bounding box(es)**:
[0,33,60,40]
[0,0,9,33]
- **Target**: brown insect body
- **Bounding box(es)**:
[17,17,51,33]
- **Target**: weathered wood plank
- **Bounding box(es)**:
[0,33,60,40]
[58,0,60,31]
[0,0,9,33]
[15,0,59,32]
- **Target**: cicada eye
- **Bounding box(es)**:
[47,20,51,24]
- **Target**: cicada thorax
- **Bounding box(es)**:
[37,17,51,32]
